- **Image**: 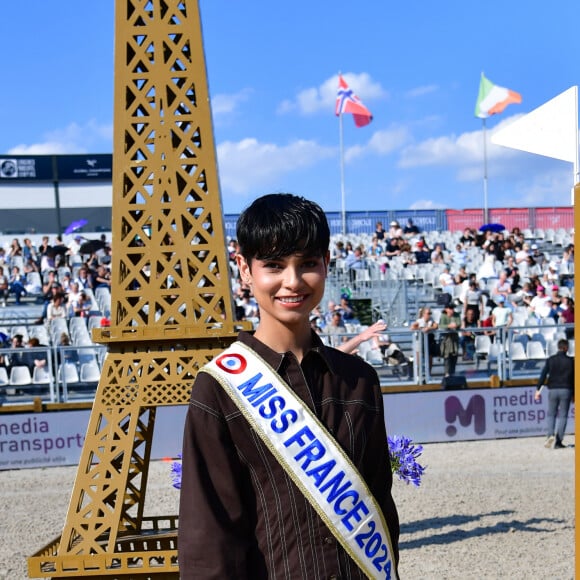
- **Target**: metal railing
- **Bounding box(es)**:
[320,322,573,387]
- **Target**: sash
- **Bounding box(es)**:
[201,341,398,580]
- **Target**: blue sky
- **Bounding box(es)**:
[0,0,577,215]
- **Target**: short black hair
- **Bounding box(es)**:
[236,193,329,263]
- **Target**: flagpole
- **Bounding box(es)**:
[482,118,489,224]
[339,110,346,237]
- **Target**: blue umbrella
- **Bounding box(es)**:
[479,223,505,233]
[64,219,88,235]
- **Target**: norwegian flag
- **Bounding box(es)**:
[335,74,373,127]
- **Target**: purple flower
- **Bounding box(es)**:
[171,436,425,491]
[170,454,182,489]
[388,434,425,487]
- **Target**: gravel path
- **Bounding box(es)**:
[0,435,575,579]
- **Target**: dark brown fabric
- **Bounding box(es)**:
[178,331,399,579]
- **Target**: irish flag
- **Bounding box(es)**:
[474,73,522,119]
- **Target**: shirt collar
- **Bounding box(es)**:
[237,330,335,374]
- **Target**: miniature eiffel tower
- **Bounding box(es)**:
[28,1,247,576]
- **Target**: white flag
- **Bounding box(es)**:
[491,86,578,164]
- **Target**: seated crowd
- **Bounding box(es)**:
[227,221,575,372]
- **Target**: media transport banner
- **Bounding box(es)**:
[383,386,575,442]
[0,387,575,470]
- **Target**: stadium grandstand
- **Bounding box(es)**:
[0,155,574,403]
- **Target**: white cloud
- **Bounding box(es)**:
[8,120,112,155]
[211,89,251,115]
[409,199,447,210]
[405,84,439,98]
[217,138,335,195]
[345,125,412,162]
[398,115,527,180]
[278,72,386,115]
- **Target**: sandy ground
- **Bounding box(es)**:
[0,435,575,579]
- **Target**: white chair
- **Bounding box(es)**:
[58,363,80,385]
[0,367,8,385]
[526,341,547,360]
[365,349,384,367]
[475,335,491,357]
[509,342,527,361]
[9,366,32,386]
[32,366,52,384]
[80,361,101,383]
[567,340,575,357]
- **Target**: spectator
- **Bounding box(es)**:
[46,292,68,323]
[66,282,81,316]
[529,285,551,319]
[384,237,401,259]
[93,265,112,291]
[7,333,25,369]
[399,242,416,267]
[530,243,546,267]
[411,307,439,376]
[67,235,84,261]
[22,237,38,267]
[40,249,57,274]
[414,238,431,264]
[0,266,8,307]
[388,220,402,239]
[8,265,27,305]
[549,286,562,309]
[460,308,481,360]
[344,246,367,279]
[462,276,483,319]
[491,270,512,304]
[438,264,455,300]
[430,243,445,265]
[510,282,534,310]
[541,262,560,287]
[534,339,574,449]
[367,236,384,260]
[403,218,420,237]
[459,228,476,247]
[439,304,461,377]
[374,221,386,240]
[57,332,79,366]
[21,337,48,374]
[491,295,513,340]
[74,265,94,291]
[7,237,23,265]
[379,334,411,374]
[558,296,574,339]
[338,295,356,320]
[450,244,467,268]
[324,309,346,347]
[38,235,51,261]
[514,243,529,264]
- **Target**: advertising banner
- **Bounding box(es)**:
[0,157,53,181]
[57,154,112,181]
[0,154,113,183]
[0,388,574,470]
[384,387,574,443]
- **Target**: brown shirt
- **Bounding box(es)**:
[178,331,399,579]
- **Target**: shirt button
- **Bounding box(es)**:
[324,536,334,545]
[328,575,338,580]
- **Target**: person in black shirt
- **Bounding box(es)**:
[534,339,574,449]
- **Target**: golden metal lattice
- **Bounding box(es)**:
[28,0,248,577]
